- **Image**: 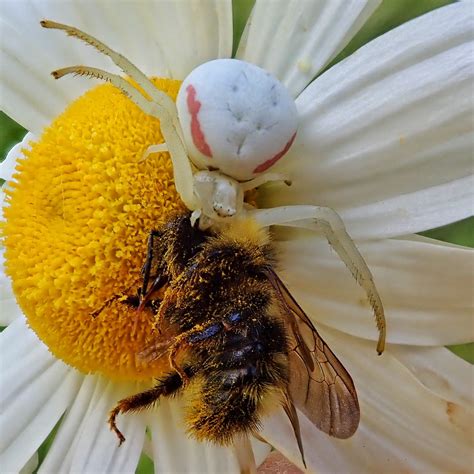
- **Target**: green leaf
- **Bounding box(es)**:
[33,417,63,473]
[0,111,26,162]
[421,217,474,248]
[136,452,154,474]
[448,343,474,364]
[329,0,454,68]
[232,0,255,56]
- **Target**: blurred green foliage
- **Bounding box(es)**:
[329,0,454,68]
[33,417,62,473]
[0,111,26,161]
[1,1,472,472]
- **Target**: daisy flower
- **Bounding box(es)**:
[1,1,473,473]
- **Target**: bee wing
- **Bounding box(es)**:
[137,320,180,363]
[137,337,174,363]
[264,268,360,439]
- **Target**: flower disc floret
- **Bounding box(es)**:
[2,78,185,380]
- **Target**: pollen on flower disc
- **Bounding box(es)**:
[2,79,186,381]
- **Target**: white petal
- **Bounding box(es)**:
[0,170,26,326]
[0,133,34,183]
[0,359,81,473]
[19,452,39,474]
[0,281,20,326]
[341,176,473,240]
[0,320,55,408]
[148,397,268,473]
[67,378,145,474]
[1,1,110,134]
[237,0,381,97]
[0,241,23,326]
[277,233,473,346]
[39,375,98,473]
[251,438,272,468]
[261,327,473,473]
[144,0,233,80]
[391,345,473,408]
[263,2,474,239]
[41,376,145,474]
[0,279,21,326]
[1,0,232,133]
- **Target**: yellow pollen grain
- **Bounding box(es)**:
[2,78,186,381]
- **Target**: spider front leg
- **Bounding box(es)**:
[51,65,196,210]
[252,205,386,354]
[41,20,196,210]
[140,143,169,162]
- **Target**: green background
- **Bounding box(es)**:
[0,1,472,471]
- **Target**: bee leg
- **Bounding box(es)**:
[168,322,224,386]
[252,205,386,354]
[108,371,185,445]
[282,392,306,468]
[90,282,137,318]
[138,230,167,312]
[141,229,163,295]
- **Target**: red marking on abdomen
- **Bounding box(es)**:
[186,84,212,158]
[253,132,296,174]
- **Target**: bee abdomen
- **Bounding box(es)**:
[219,365,258,390]
[187,325,288,445]
[187,374,261,445]
[219,341,265,368]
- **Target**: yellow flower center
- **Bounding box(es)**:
[2,79,187,381]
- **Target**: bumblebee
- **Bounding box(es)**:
[108,214,360,466]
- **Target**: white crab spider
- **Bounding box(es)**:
[41,20,386,353]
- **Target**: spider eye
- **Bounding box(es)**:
[176,59,298,181]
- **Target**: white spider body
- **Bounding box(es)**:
[42,20,386,355]
[192,171,243,221]
[176,59,298,181]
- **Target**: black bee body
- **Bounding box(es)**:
[113,214,289,444]
[191,304,289,442]
[161,215,289,442]
[110,213,360,463]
